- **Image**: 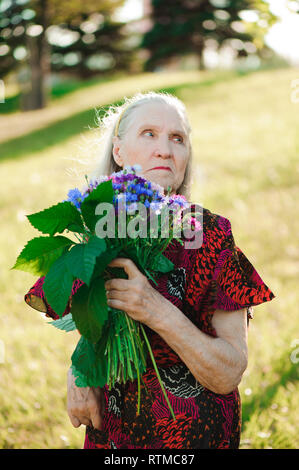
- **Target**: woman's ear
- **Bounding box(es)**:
[112,136,124,167]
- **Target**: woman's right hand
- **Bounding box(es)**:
[67,368,105,430]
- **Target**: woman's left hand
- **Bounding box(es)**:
[104,257,162,327]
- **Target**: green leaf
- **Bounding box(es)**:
[11,236,73,276]
[83,236,107,285]
[43,250,74,317]
[66,244,86,281]
[48,312,76,332]
[91,245,121,280]
[80,180,114,231]
[150,253,174,273]
[71,277,108,344]
[66,236,106,286]
[83,180,114,204]
[71,335,107,387]
[27,201,85,235]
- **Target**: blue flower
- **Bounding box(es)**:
[67,188,83,209]
[134,184,142,195]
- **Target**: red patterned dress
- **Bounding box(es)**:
[24,207,275,449]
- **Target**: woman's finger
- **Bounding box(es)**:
[69,414,81,428]
[79,416,93,427]
[106,298,125,310]
[105,278,129,291]
[106,289,129,301]
[90,409,103,430]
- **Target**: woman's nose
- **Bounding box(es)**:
[154,137,172,158]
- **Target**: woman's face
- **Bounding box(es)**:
[112,102,190,194]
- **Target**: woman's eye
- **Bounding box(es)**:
[143,131,183,143]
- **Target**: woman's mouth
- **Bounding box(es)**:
[150,166,172,172]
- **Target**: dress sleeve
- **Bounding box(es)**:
[24,276,84,320]
[183,212,275,337]
[213,218,275,315]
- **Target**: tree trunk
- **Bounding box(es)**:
[193,34,205,71]
[197,44,205,70]
[21,0,51,111]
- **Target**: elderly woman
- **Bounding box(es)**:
[25,91,275,449]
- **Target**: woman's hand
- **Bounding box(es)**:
[67,368,105,430]
[104,258,248,394]
[105,257,163,327]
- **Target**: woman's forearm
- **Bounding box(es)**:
[103,257,246,394]
[145,294,246,394]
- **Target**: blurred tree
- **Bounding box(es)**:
[0,0,128,110]
[49,15,134,79]
[141,0,278,71]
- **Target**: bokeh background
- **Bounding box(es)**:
[0,0,299,449]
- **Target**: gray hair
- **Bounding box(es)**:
[89,91,193,200]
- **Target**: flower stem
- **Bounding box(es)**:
[124,314,141,416]
[140,324,176,421]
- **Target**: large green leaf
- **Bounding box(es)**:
[71,277,108,344]
[71,335,107,387]
[66,244,85,280]
[43,250,74,317]
[83,179,114,204]
[66,236,106,285]
[91,245,121,280]
[83,236,107,284]
[11,236,73,276]
[27,201,85,235]
[48,312,76,332]
[80,180,114,231]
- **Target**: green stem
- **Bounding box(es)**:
[116,333,124,365]
[140,324,176,421]
[133,324,147,369]
[121,334,128,382]
[113,337,118,385]
[125,314,141,416]
[106,340,112,390]
[71,232,84,243]
[126,348,134,380]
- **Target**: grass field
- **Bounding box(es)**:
[0,66,298,449]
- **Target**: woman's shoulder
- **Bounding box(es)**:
[190,203,231,231]
[187,203,232,251]
[185,204,276,316]
[164,204,233,274]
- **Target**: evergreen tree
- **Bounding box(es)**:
[141,0,278,71]
[0,0,128,110]
[49,15,133,79]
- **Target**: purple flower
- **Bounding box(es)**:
[168,194,189,210]
[66,169,187,233]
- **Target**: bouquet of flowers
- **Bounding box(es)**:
[12,165,200,420]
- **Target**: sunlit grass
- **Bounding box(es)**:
[0,65,298,448]
[0,69,219,144]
